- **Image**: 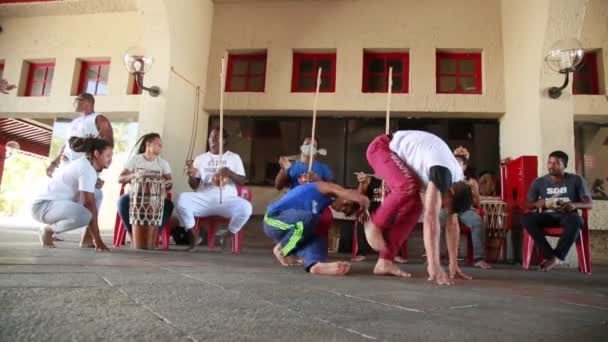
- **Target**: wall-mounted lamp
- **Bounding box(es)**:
[1,141,20,160]
[123,46,160,97]
[544,38,584,99]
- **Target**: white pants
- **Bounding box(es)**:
[176,192,252,233]
[31,200,92,233]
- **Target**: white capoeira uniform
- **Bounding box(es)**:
[31,157,97,232]
[61,113,104,209]
[176,151,252,234]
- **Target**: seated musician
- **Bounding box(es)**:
[176,127,252,252]
[275,137,335,239]
[523,151,592,272]
[440,147,491,269]
[117,133,174,249]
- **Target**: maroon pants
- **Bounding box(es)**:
[366,135,423,260]
[315,206,333,239]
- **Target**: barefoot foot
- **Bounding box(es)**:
[39,226,56,248]
[540,256,562,272]
[186,245,200,252]
[449,264,473,280]
[273,244,302,266]
[79,230,95,248]
[373,258,411,278]
[310,261,351,276]
[394,256,408,264]
[351,255,367,262]
[474,260,492,269]
[363,221,386,252]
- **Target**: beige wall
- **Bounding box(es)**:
[499,0,549,161]
[205,0,505,117]
[575,0,608,119]
[0,11,143,120]
[137,0,214,195]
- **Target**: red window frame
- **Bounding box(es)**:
[225,53,267,92]
[291,53,336,93]
[78,60,110,95]
[362,52,409,93]
[573,52,600,95]
[25,62,55,97]
[436,52,482,94]
[0,63,4,79]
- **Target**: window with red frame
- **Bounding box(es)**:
[26,62,55,97]
[292,53,336,92]
[362,52,409,93]
[78,61,110,95]
[226,54,266,92]
[436,53,482,94]
[0,63,4,80]
[573,51,601,95]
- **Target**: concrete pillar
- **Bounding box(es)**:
[500,0,550,161]
[137,0,214,194]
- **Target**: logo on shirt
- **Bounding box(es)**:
[312,200,319,214]
[204,158,228,174]
[546,187,567,195]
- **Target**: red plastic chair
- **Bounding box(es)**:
[522,209,591,274]
[113,183,173,250]
[194,185,251,255]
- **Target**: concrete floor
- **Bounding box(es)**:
[1,226,607,342]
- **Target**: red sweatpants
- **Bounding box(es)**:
[366,135,423,260]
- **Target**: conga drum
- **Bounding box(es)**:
[480,198,507,262]
[129,171,166,249]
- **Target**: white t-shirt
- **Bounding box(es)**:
[124,154,171,176]
[62,113,101,162]
[193,151,245,198]
[389,130,464,186]
[35,157,98,202]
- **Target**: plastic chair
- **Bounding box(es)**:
[194,185,252,255]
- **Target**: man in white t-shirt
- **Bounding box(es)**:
[45,93,113,246]
[364,131,473,285]
[31,137,113,251]
[176,127,252,252]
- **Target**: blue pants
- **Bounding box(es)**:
[263,209,327,272]
[117,194,174,232]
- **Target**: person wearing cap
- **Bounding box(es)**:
[45,92,114,247]
[440,146,492,269]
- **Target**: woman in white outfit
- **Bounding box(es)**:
[117,133,174,249]
[31,137,113,251]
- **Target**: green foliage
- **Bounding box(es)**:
[0,120,139,216]
[0,153,47,215]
